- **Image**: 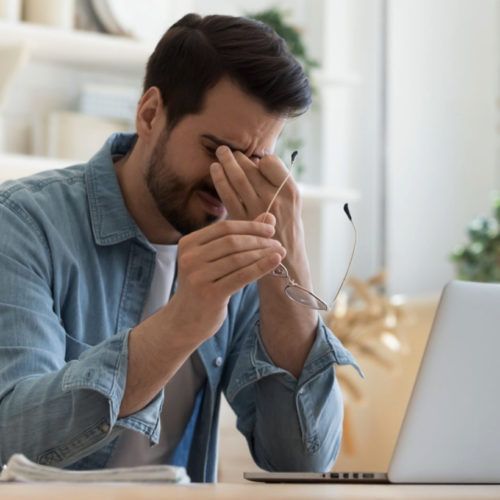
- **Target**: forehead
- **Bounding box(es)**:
[179,78,286,150]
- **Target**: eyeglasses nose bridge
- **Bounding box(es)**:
[271,263,289,279]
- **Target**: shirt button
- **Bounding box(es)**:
[298,388,305,396]
[213,356,223,367]
[99,422,110,433]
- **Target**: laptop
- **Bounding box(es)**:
[244,280,500,484]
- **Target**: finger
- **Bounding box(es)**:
[233,151,265,189]
[237,152,298,216]
[258,155,292,187]
[232,152,289,217]
[254,212,276,225]
[204,246,286,282]
[215,146,261,207]
[212,252,284,296]
[182,219,275,246]
[199,233,282,262]
[210,162,246,219]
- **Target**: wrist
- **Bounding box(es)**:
[161,292,227,345]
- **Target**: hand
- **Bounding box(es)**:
[168,215,286,342]
[210,146,302,226]
[210,146,309,284]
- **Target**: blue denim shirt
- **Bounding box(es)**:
[0,133,361,482]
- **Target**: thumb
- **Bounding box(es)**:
[255,212,276,226]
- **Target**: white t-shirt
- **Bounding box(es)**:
[107,243,206,467]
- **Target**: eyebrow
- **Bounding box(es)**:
[201,133,264,159]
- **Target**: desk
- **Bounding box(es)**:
[1,483,500,499]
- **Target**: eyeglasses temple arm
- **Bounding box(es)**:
[330,213,357,306]
[264,151,298,217]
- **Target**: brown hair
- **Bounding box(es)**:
[143,13,312,131]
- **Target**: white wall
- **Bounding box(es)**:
[386,0,499,295]
[347,0,386,280]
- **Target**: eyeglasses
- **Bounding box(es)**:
[264,152,357,312]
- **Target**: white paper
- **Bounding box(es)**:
[0,454,190,483]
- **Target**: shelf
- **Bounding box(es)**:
[0,153,79,179]
[0,153,359,205]
[0,21,152,72]
[0,22,364,83]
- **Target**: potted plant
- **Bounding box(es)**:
[450,195,500,282]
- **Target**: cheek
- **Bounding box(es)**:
[169,146,211,184]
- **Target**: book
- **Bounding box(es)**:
[0,454,190,483]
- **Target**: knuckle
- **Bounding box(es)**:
[279,183,301,209]
[234,267,251,284]
[284,178,299,196]
[233,251,252,267]
[220,220,233,233]
[178,252,195,270]
[261,154,277,167]
[178,234,192,248]
[257,263,273,278]
[253,235,271,248]
[225,235,240,250]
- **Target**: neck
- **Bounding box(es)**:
[113,142,182,244]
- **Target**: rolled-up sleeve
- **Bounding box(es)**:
[0,201,162,468]
[0,329,164,468]
[224,285,362,472]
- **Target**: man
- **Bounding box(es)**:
[0,14,359,482]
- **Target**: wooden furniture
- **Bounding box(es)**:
[1,482,500,499]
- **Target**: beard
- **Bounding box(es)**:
[144,131,222,235]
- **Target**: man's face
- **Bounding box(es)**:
[144,78,285,235]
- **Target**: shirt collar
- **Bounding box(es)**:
[85,132,146,246]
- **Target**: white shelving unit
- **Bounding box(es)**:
[0,21,152,72]
[0,153,359,207]
[0,153,76,175]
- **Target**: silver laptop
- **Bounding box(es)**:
[245,280,500,484]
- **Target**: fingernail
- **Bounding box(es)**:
[262,213,276,225]
[216,145,230,157]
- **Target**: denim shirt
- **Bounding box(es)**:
[0,133,361,482]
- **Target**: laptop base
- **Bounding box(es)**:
[244,471,388,484]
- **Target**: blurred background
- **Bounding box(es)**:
[0,0,499,480]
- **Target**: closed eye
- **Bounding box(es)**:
[205,144,260,164]
[204,146,217,158]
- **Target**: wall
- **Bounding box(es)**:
[386,0,499,295]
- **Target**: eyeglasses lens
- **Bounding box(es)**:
[285,285,328,311]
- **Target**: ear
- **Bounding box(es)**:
[136,87,166,142]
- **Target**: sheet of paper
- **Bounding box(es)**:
[0,454,190,483]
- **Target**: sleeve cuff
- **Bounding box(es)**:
[296,317,364,387]
[226,316,362,402]
[61,329,163,444]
